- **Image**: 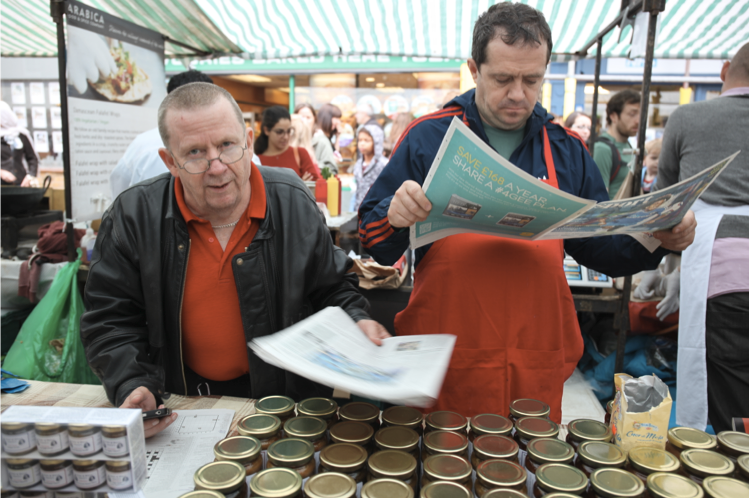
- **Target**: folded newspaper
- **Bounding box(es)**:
[411,117,739,252]
[250,307,456,407]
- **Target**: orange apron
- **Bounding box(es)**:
[395,128,582,423]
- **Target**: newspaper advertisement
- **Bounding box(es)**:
[250,307,456,407]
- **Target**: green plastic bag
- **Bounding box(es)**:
[3,250,100,385]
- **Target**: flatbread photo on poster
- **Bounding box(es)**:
[442,194,482,220]
[90,41,152,104]
[497,212,536,228]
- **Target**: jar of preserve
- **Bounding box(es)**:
[214,435,263,477]
[509,399,550,424]
[49,492,86,498]
[420,480,471,498]
[72,459,106,490]
[256,396,297,425]
[469,414,513,442]
[267,438,317,480]
[472,435,520,469]
[35,423,70,457]
[625,447,681,486]
[5,459,42,488]
[330,421,375,455]
[533,463,588,497]
[526,438,575,492]
[483,490,530,498]
[589,468,645,498]
[475,459,528,497]
[374,426,420,459]
[738,455,749,482]
[367,450,418,493]
[304,472,357,498]
[424,412,467,435]
[17,493,54,498]
[421,454,472,492]
[715,432,749,462]
[68,424,102,457]
[39,459,74,489]
[605,401,615,426]
[702,475,749,498]
[284,416,329,455]
[679,450,734,485]
[298,398,339,431]
[382,406,424,436]
[193,460,248,498]
[237,413,282,459]
[319,443,369,491]
[178,492,225,498]
[339,402,381,431]
[566,420,612,455]
[106,460,134,490]
[250,467,303,498]
[667,428,716,459]
[2,423,37,455]
[101,425,129,457]
[514,417,560,467]
[422,430,469,462]
[645,472,704,498]
[361,478,414,498]
[575,442,626,478]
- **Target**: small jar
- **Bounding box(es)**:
[566,420,612,455]
[298,398,339,431]
[471,435,520,469]
[514,418,560,453]
[645,472,704,498]
[420,480,471,498]
[214,435,263,476]
[575,442,626,478]
[35,423,70,457]
[715,431,749,462]
[509,399,550,425]
[482,490,529,498]
[68,424,102,457]
[256,395,297,425]
[702,475,749,498]
[475,459,528,497]
[304,472,357,498]
[237,413,282,452]
[101,425,129,457]
[667,427,716,459]
[382,406,424,436]
[679,449,734,485]
[361,478,414,498]
[605,401,615,426]
[367,450,418,494]
[193,460,248,498]
[250,467,303,498]
[320,443,369,487]
[526,438,575,492]
[588,468,644,498]
[375,426,420,459]
[72,459,106,490]
[106,460,134,490]
[738,455,749,482]
[178,492,226,498]
[422,430,469,462]
[626,447,681,486]
[339,402,381,431]
[2,423,37,455]
[284,416,329,453]
[267,438,317,479]
[16,493,54,498]
[533,463,588,497]
[39,459,74,489]
[424,412,467,435]
[421,454,471,492]
[330,421,375,454]
[5,459,42,488]
[469,414,513,442]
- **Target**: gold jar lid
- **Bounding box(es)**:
[305,472,357,498]
[178,491,225,498]
[473,434,519,460]
[535,463,588,494]
[422,454,472,482]
[514,417,559,440]
[470,414,513,436]
[568,419,612,443]
[590,468,645,498]
[339,402,380,424]
[543,494,591,498]
[425,411,467,432]
[716,431,749,457]
[34,422,62,431]
[382,406,423,429]
[361,478,414,498]
[668,427,717,451]
[320,443,368,471]
[646,472,704,498]
[680,449,734,478]
[628,447,681,475]
[606,400,615,414]
[702,475,749,498]
[738,454,749,478]
[193,461,245,493]
[527,438,575,465]
[267,438,315,466]
[284,416,327,440]
[2,422,31,431]
[5,458,36,465]
[367,449,417,478]
[578,441,626,468]
[256,395,296,416]
[250,467,303,498]
[420,480,471,498]
[476,459,527,488]
[72,459,101,467]
[298,398,338,419]
[214,435,261,462]
[423,430,469,454]
[68,423,96,432]
[102,424,127,434]
[106,460,131,471]
[330,421,374,444]
[238,413,282,438]
[375,426,420,452]
[39,459,67,466]
[509,398,550,418]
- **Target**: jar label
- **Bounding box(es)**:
[357,481,363,498]
[314,450,321,472]
[526,468,537,495]
[37,430,70,454]
[103,435,129,457]
[106,468,133,490]
[41,464,74,488]
[8,462,41,487]
[70,431,103,456]
[518,448,527,468]
[261,449,268,468]
[2,429,36,453]
[74,464,106,489]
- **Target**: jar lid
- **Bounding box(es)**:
[34,423,61,431]
[304,472,357,498]
[106,460,131,470]
[320,443,368,470]
[680,449,734,478]
[509,398,550,418]
[535,463,588,494]
[5,458,36,465]
[256,395,295,416]
[361,478,414,498]
[375,426,420,451]
[483,490,529,498]
[339,402,380,423]
[2,422,31,430]
[178,491,225,498]
[716,431,749,457]
[102,424,126,432]
[628,447,681,474]
[578,441,626,468]
[476,459,527,487]
[330,421,374,444]
[568,419,612,443]
[193,461,245,492]
[702,475,749,498]
[214,435,261,461]
[298,398,338,419]
[267,438,315,466]
[514,417,559,440]
[423,430,469,454]
[72,459,100,466]
[238,413,282,438]
[527,438,575,465]
[284,416,327,439]
[422,454,472,482]
[382,406,423,428]
[606,400,615,414]
[424,411,467,432]
[419,480,471,498]
[589,468,645,498]
[470,414,513,436]
[668,427,716,451]
[738,454,749,479]
[646,472,705,498]
[40,459,67,466]
[367,449,417,478]
[473,434,519,460]
[250,468,303,498]
[68,423,96,431]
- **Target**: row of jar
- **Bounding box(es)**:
[1,492,110,498]
[1,423,129,458]
[3,458,133,492]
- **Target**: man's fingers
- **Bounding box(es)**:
[404,182,432,212]
[143,412,177,439]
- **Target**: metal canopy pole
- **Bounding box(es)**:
[588,38,603,150]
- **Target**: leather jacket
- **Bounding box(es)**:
[81,168,370,406]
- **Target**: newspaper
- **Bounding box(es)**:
[250,307,456,407]
[411,117,739,252]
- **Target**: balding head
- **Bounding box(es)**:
[722,42,749,91]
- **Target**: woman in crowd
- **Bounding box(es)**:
[1,102,39,186]
[317,103,343,162]
[289,113,317,168]
[295,103,338,174]
[564,111,592,143]
[353,123,388,211]
[384,112,414,157]
[256,105,320,181]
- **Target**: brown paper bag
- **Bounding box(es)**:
[611,373,672,452]
[351,259,407,290]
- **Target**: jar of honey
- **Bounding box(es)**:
[304,472,357,498]
[367,450,418,494]
[645,472,704,498]
[482,490,529,498]
[469,414,513,441]
[588,468,645,498]
[339,402,381,431]
[715,431,749,462]
[1,423,37,455]
[533,463,588,497]
[514,417,559,452]
[472,435,519,469]
[565,420,612,455]
[575,442,626,478]
[238,413,282,457]
[5,458,42,489]
[424,412,467,435]
[382,406,424,436]
[422,430,469,462]
[214,435,263,477]
[625,447,681,486]
[375,426,420,459]
[666,428,716,459]
[194,461,248,498]
[509,399,550,424]
[284,416,329,453]
[256,396,296,424]
[679,450,734,486]
[361,478,414,498]
[35,423,69,457]
[475,459,528,497]
[420,480,471,498]
[319,442,368,488]
[297,398,339,431]
[421,454,472,492]
[525,438,575,492]
[250,467,303,498]
[267,438,317,479]
[330,421,375,454]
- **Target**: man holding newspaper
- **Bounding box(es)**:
[358,3,695,422]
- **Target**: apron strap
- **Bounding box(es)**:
[542,126,559,189]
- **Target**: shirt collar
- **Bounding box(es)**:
[721,86,749,97]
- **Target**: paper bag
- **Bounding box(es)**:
[611,373,672,452]
[351,259,407,290]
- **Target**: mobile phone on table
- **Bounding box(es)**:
[142,408,172,421]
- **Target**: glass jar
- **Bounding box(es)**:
[422,430,469,462]
[374,426,420,458]
[250,468,303,498]
[679,449,734,486]
[5,459,42,488]
[284,416,329,457]
[424,412,467,435]
[575,442,626,478]
[533,463,588,497]
[298,398,339,431]
[475,459,528,497]
[267,438,317,479]
[193,461,248,498]
[214,435,263,476]
[471,435,520,469]
[666,428,716,459]
[361,478,414,498]
[588,468,644,498]
[39,459,74,489]
[339,402,381,431]
[738,455,749,482]
[566,420,612,454]
[645,472,704,498]
[420,480,471,498]
[35,423,69,457]
[526,438,575,492]
[715,431,749,462]
[72,459,106,490]
[178,492,226,498]
[625,447,681,486]
[421,454,472,492]
[509,399,550,424]
[68,424,102,457]
[17,493,54,498]
[514,418,560,452]
[482,490,530,498]
[382,406,424,436]
[367,450,418,494]
[469,414,513,442]
[256,395,297,425]
[237,413,282,453]
[702,475,749,498]
[320,443,369,487]
[605,401,615,426]
[2,423,37,455]
[106,460,134,490]
[330,421,376,454]
[101,425,129,458]
[304,472,357,498]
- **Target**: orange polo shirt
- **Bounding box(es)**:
[175,164,266,381]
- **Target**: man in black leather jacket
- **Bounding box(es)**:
[81,83,389,437]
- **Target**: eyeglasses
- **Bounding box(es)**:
[171,144,247,174]
[272,128,294,137]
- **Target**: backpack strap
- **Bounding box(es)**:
[596,136,622,183]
